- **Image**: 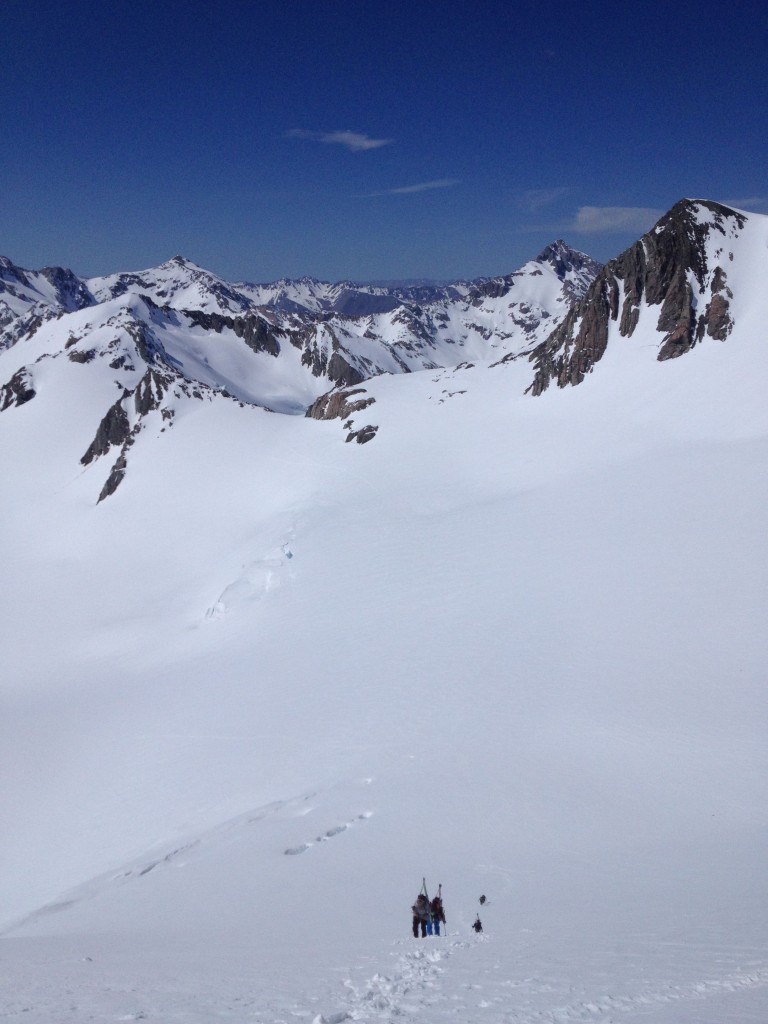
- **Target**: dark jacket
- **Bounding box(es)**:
[430,896,445,922]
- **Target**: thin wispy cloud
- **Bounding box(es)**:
[571,206,664,234]
[286,129,393,152]
[357,178,460,198]
[724,196,768,213]
[523,187,572,212]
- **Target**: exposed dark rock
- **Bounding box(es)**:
[472,276,514,301]
[527,200,747,394]
[67,348,97,363]
[0,368,36,410]
[327,350,365,385]
[345,424,378,444]
[300,327,367,386]
[39,266,95,312]
[81,396,131,465]
[235,316,281,357]
[134,368,170,416]
[704,291,733,341]
[183,309,282,357]
[306,386,375,421]
[701,267,734,341]
[536,241,603,295]
[526,274,615,394]
[97,450,129,502]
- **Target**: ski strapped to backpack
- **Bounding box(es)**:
[420,879,446,932]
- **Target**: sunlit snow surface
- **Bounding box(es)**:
[2,218,768,1021]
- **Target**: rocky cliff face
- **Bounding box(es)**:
[526,200,745,395]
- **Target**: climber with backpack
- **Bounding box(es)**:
[411,892,430,938]
[428,886,446,936]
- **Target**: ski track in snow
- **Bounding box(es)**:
[312,938,466,1023]
[310,935,768,1024]
[205,539,296,620]
[285,812,373,856]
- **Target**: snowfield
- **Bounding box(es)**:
[1,210,767,1022]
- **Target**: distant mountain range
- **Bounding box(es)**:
[0,238,600,418]
[1,198,763,500]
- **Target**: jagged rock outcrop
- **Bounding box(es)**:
[38,266,96,313]
[134,367,179,417]
[527,200,746,394]
[701,267,734,342]
[98,450,129,503]
[183,309,283,357]
[0,368,36,409]
[78,361,239,500]
[305,386,375,421]
[345,424,378,444]
[79,368,172,501]
[81,395,132,465]
[306,385,379,444]
[67,348,97,364]
[299,328,368,387]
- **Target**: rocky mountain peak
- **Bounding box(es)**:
[169,254,200,267]
[158,255,206,275]
[526,199,749,395]
[536,240,603,280]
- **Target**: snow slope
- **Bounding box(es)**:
[1,208,767,1022]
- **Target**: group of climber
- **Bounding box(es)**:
[411,886,446,937]
[410,883,485,937]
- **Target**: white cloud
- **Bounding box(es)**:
[572,206,664,234]
[286,129,392,152]
[358,178,459,198]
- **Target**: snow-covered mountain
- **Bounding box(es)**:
[88,255,259,315]
[87,260,452,316]
[1,242,598,382]
[82,245,599,323]
[1,200,767,1024]
[0,254,94,329]
[0,240,599,498]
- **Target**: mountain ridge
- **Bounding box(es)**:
[2,197,765,500]
[525,198,757,394]
[0,237,601,410]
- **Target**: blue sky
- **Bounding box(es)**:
[2,0,766,282]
